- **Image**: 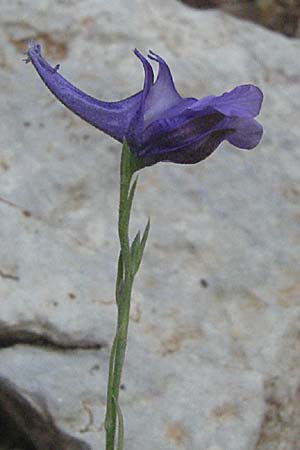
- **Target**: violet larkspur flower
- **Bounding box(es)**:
[26,41,263,166]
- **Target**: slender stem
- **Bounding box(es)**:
[104,142,142,450]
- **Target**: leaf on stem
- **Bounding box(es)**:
[116,251,124,305]
[113,395,124,450]
[130,231,141,275]
[141,218,150,254]
[130,219,150,276]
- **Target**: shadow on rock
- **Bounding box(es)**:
[0,377,90,450]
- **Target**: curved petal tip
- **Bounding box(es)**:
[26,40,41,60]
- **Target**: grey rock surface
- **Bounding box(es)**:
[0,374,91,450]
[0,0,300,449]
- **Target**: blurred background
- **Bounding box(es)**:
[181,0,300,37]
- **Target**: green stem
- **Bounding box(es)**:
[104,142,144,450]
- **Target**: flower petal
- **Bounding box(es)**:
[26,41,145,142]
[205,85,263,118]
[139,100,263,165]
[226,116,263,149]
[142,129,231,165]
[126,49,154,149]
[141,111,262,165]
[141,106,226,156]
[144,51,182,125]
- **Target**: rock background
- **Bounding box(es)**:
[0,0,300,449]
[180,0,300,37]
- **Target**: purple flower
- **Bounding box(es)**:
[26,41,263,167]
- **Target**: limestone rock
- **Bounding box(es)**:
[0,0,300,449]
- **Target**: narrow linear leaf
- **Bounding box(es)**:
[119,176,138,242]
[131,231,141,259]
[104,335,118,433]
[115,251,124,305]
[130,231,141,275]
[135,218,150,274]
[113,395,124,450]
[140,218,150,254]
